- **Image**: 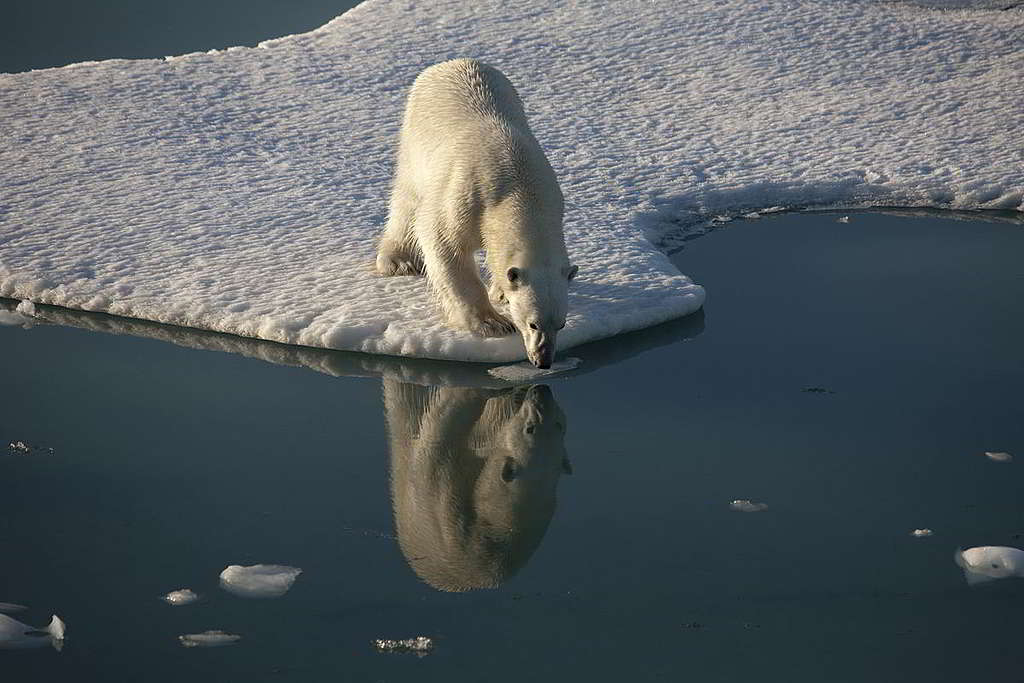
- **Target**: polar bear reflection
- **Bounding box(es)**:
[383,381,571,592]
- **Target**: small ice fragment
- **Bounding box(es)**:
[729,499,768,512]
[179,630,241,648]
[911,528,933,537]
[955,546,1024,585]
[0,603,27,613]
[219,564,302,598]
[8,441,31,454]
[837,216,850,223]
[487,357,581,382]
[162,589,200,606]
[984,451,1013,463]
[741,212,761,219]
[0,613,65,651]
[15,300,36,316]
[373,636,434,656]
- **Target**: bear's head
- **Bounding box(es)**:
[504,263,578,368]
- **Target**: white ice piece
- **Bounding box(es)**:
[984,451,1013,463]
[179,630,241,648]
[3,1,1021,362]
[730,500,769,512]
[373,636,435,656]
[955,546,1024,585]
[161,589,200,606]
[219,564,302,598]
[487,357,582,382]
[0,613,66,651]
[911,528,934,537]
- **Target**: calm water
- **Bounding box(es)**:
[2,210,1023,681]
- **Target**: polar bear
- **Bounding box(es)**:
[376,58,577,369]
[382,380,571,592]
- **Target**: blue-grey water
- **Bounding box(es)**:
[3,210,1023,682]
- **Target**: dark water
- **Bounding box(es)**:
[2,210,1023,681]
[1,0,362,74]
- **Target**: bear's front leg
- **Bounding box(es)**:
[417,220,515,337]
[487,280,507,306]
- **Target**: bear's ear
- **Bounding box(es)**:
[565,264,579,281]
[506,267,521,287]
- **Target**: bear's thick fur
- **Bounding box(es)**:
[377,58,576,368]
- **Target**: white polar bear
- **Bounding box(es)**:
[376,58,577,369]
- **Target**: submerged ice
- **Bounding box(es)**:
[1,0,1020,361]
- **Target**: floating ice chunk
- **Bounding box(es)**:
[0,603,27,613]
[15,300,36,316]
[219,564,302,598]
[837,216,850,223]
[984,451,1013,463]
[487,357,582,382]
[179,630,242,648]
[955,546,1024,585]
[6,441,53,455]
[911,528,934,537]
[729,499,768,512]
[373,636,435,656]
[161,589,200,606]
[0,613,65,651]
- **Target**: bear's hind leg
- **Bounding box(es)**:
[377,182,424,276]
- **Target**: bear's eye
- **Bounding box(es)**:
[529,323,538,330]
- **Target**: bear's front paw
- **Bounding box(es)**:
[466,309,516,337]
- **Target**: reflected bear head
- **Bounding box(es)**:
[383,381,570,592]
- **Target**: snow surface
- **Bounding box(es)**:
[1,0,1021,362]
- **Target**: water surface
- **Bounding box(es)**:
[3,210,1022,681]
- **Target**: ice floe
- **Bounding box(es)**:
[0,613,65,651]
[911,528,934,537]
[219,564,302,598]
[729,500,769,513]
[179,630,241,648]
[955,546,1024,585]
[983,451,1013,463]
[373,636,434,656]
[161,589,200,606]
[3,0,1020,361]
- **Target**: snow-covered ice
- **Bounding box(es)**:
[1,1,1020,362]
[219,564,302,598]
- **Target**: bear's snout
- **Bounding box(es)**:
[530,340,555,369]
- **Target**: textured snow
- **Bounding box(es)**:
[2,1,1021,362]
